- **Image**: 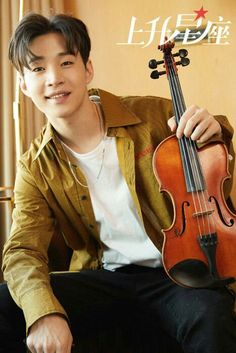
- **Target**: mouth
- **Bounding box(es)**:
[45,91,71,100]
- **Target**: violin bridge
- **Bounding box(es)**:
[192,209,214,218]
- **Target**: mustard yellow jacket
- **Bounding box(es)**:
[2,89,235,330]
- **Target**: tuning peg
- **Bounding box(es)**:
[148,59,164,69]
[150,70,166,79]
[176,57,190,67]
[179,49,188,58]
[181,57,190,66]
[173,49,188,58]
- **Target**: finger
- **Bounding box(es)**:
[27,338,55,353]
[177,106,220,141]
[26,337,37,353]
[167,116,177,132]
[189,117,211,141]
[56,336,73,353]
[27,346,43,353]
[57,344,72,353]
[42,341,56,353]
[196,121,221,143]
[67,342,74,353]
[176,105,199,138]
[192,115,222,142]
[66,337,74,353]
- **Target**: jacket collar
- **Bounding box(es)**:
[34,89,141,161]
[94,88,141,128]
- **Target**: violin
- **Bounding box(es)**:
[149,41,236,288]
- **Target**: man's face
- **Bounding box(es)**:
[20,32,93,123]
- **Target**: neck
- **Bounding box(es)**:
[50,99,105,154]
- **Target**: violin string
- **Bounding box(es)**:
[167,57,197,192]
[174,71,216,236]
[171,67,211,237]
[172,70,205,202]
[167,60,202,237]
[167,56,208,236]
[169,58,216,237]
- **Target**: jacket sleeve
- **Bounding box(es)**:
[2,160,68,331]
[213,115,235,200]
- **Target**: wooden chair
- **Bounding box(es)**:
[0,186,14,282]
[0,186,13,206]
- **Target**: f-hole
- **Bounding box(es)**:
[174,201,190,236]
[209,196,234,227]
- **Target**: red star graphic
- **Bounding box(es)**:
[194,6,208,21]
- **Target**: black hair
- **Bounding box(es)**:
[9,12,91,74]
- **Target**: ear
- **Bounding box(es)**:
[85,59,94,84]
[19,76,31,97]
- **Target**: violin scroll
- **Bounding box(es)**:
[148,40,190,80]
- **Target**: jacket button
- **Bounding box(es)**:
[89,224,94,229]
[80,195,87,200]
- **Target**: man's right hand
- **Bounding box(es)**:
[26,314,73,353]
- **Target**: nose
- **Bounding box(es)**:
[46,66,64,87]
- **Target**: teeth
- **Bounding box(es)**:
[49,93,68,99]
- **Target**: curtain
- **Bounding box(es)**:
[0,0,65,277]
[20,0,65,151]
[0,1,19,275]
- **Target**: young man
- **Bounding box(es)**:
[1,12,236,353]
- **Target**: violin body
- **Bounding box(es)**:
[149,40,236,288]
[153,135,236,288]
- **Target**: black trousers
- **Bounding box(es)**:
[0,265,236,353]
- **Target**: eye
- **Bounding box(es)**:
[31,67,45,73]
[61,61,73,67]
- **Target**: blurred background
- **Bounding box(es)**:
[0,0,235,272]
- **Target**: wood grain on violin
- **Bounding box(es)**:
[149,41,236,288]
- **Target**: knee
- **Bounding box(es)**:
[193,288,234,326]
[181,288,236,353]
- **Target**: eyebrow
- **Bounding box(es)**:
[28,51,75,65]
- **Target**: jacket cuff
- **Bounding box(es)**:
[214,115,234,151]
[20,285,67,332]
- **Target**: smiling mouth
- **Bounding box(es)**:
[46,92,70,99]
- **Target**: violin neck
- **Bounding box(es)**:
[167,58,205,193]
[167,59,186,124]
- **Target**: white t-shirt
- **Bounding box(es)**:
[62,135,162,270]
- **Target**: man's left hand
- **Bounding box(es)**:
[167,105,222,143]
